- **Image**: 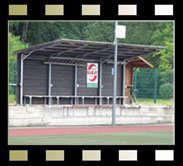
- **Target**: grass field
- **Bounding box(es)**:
[135,98,174,105]
[8,131,173,145]
[9,94,16,105]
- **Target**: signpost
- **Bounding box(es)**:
[87,63,98,88]
[112,21,126,125]
[116,25,126,39]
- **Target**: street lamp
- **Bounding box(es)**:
[112,21,126,125]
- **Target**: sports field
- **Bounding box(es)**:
[8,125,174,145]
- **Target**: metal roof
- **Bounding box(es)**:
[13,38,166,66]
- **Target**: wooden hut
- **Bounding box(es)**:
[125,56,154,104]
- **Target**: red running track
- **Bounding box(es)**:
[9,125,173,136]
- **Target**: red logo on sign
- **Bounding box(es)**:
[88,64,98,82]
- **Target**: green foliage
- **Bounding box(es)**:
[83,22,114,42]
[118,22,157,45]
[58,22,90,40]
[159,42,173,69]
[151,22,174,69]
[159,83,173,99]
[152,22,173,45]
[24,22,61,44]
[9,33,29,83]
[9,32,29,61]
[158,69,173,85]
[9,22,90,45]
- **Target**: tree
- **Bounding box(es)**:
[9,33,28,83]
[9,22,90,45]
[151,22,174,69]
[9,21,174,70]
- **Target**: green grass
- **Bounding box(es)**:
[134,98,174,105]
[9,94,16,105]
[8,131,173,145]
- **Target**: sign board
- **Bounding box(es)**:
[87,63,98,88]
[116,25,126,38]
[112,67,114,75]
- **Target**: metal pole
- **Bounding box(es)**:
[13,62,17,94]
[99,62,102,105]
[48,63,52,105]
[154,69,158,104]
[122,61,126,105]
[133,71,137,103]
[20,54,24,105]
[74,65,78,105]
[112,21,118,125]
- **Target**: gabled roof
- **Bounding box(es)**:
[127,56,154,68]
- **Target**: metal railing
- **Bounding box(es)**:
[23,95,128,106]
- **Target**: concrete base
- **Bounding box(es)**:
[9,105,174,127]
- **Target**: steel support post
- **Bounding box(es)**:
[29,96,32,105]
[99,62,102,105]
[57,97,59,105]
[48,63,52,105]
[20,54,24,105]
[112,21,118,125]
[122,61,126,105]
[74,65,78,105]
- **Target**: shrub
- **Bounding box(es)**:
[159,83,173,99]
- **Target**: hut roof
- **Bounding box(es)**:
[13,38,165,65]
[126,56,154,68]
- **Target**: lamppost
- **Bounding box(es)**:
[112,21,126,125]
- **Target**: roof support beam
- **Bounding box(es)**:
[49,56,99,62]
[106,60,125,64]
[44,62,86,67]
[55,45,86,56]
[47,45,87,63]
[22,43,61,60]
[23,51,35,60]
[77,47,111,59]
[125,52,154,64]
[101,54,115,64]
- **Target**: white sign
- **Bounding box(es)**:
[87,63,98,88]
[112,67,114,75]
[116,25,126,38]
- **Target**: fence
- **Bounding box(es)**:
[133,68,173,104]
[9,62,17,104]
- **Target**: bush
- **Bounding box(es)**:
[159,83,173,99]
